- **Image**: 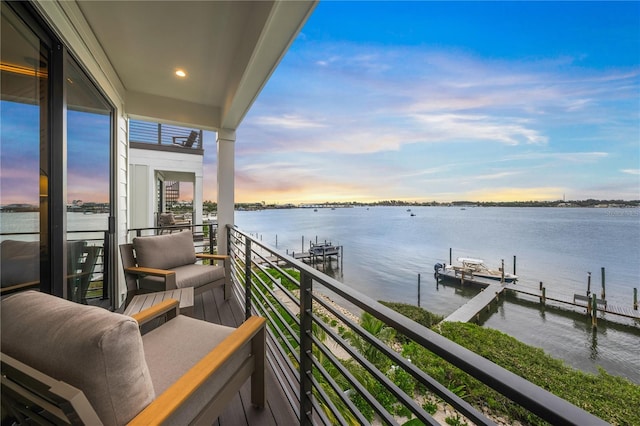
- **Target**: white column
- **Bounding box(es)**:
[216,129,236,255]
[193,173,203,227]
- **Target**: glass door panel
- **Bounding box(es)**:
[66,57,112,305]
[0,3,49,295]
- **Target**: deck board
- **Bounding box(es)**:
[193,285,299,425]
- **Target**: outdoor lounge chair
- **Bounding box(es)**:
[157,212,190,234]
[1,291,266,425]
[172,130,198,148]
[119,230,230,305]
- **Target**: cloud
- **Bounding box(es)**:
[409,113,548,145]
[621,169,640,175]
[231,34,638,202]
[254,114,327,129]
[507,152,609,163]
[466,187,565,202]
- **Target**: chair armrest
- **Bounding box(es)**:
[124,266,177,290]
[127,316,266,426]
[195,253,229,264]
[131,299,179,326]
[124,266,174,277]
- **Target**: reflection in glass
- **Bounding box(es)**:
[65,57,112,303]
[0,3,48,294]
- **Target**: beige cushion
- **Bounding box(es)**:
[134,230,196,270]
[141,263,225,290]
[142,315,249,425]
[158,212,176,226]
[0,291,155,426]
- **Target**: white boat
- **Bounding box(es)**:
[434,257,517,283]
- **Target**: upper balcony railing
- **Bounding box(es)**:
[227,226,609,426]
[129,120,204,154]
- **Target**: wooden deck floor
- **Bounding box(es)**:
[192,285,299,426]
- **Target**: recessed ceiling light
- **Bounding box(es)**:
[175,69,186,78]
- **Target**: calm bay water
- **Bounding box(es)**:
[3,208,638,382]
[235,206,640,383]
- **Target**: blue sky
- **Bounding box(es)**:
[217,1,640,204]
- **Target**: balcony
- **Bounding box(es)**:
[220,226,609,425]
[129,121,204,155]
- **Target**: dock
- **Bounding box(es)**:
[443,281,640,324]
[503,283,640,321]
[443,283,505,323]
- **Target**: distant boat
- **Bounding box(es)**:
[410,212,416,216]
[434,257,517,283]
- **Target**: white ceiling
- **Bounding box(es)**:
[74,0,316,130]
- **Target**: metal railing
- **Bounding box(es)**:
[0,230,108,303]
[129,120,203,152]
[228,226,608,426]
[126,222,218,255]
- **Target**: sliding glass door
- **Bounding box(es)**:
[1,1,115,308]
[0,2,50,295]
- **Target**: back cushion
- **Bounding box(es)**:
[134,230,196,270]
[0,291,155,426]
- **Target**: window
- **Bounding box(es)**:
[0,2,49,295]
[1,2,115,307]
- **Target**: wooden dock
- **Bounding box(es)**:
[503,283,640,321]
[443,283,505,323]
[443,281,639,324]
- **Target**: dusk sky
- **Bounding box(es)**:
[206,1,640,204]
[2,2,638,206]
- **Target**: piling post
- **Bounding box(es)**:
[301,236,304,253]
[501,259,505,284]
[634,288,638,310]
[587,272,591,297]
[541,286,546,305]
[418,273,421,307]
[601,267,606,300]
[513,255,517,276]
[275,234,278,248]
[591,294,598,328]
[449,248,452,265]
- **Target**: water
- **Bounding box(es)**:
[235,206,640,384]
[3,208,638,382]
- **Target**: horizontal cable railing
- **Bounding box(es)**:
[1,230,108,303]
[228,226,608,426]
[125,222,218,255]
[129,120,203,150]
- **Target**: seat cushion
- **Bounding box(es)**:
[141,264,225,290]
[134,230,196,270]
[0,291,155,426]
[141,315,250,424]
